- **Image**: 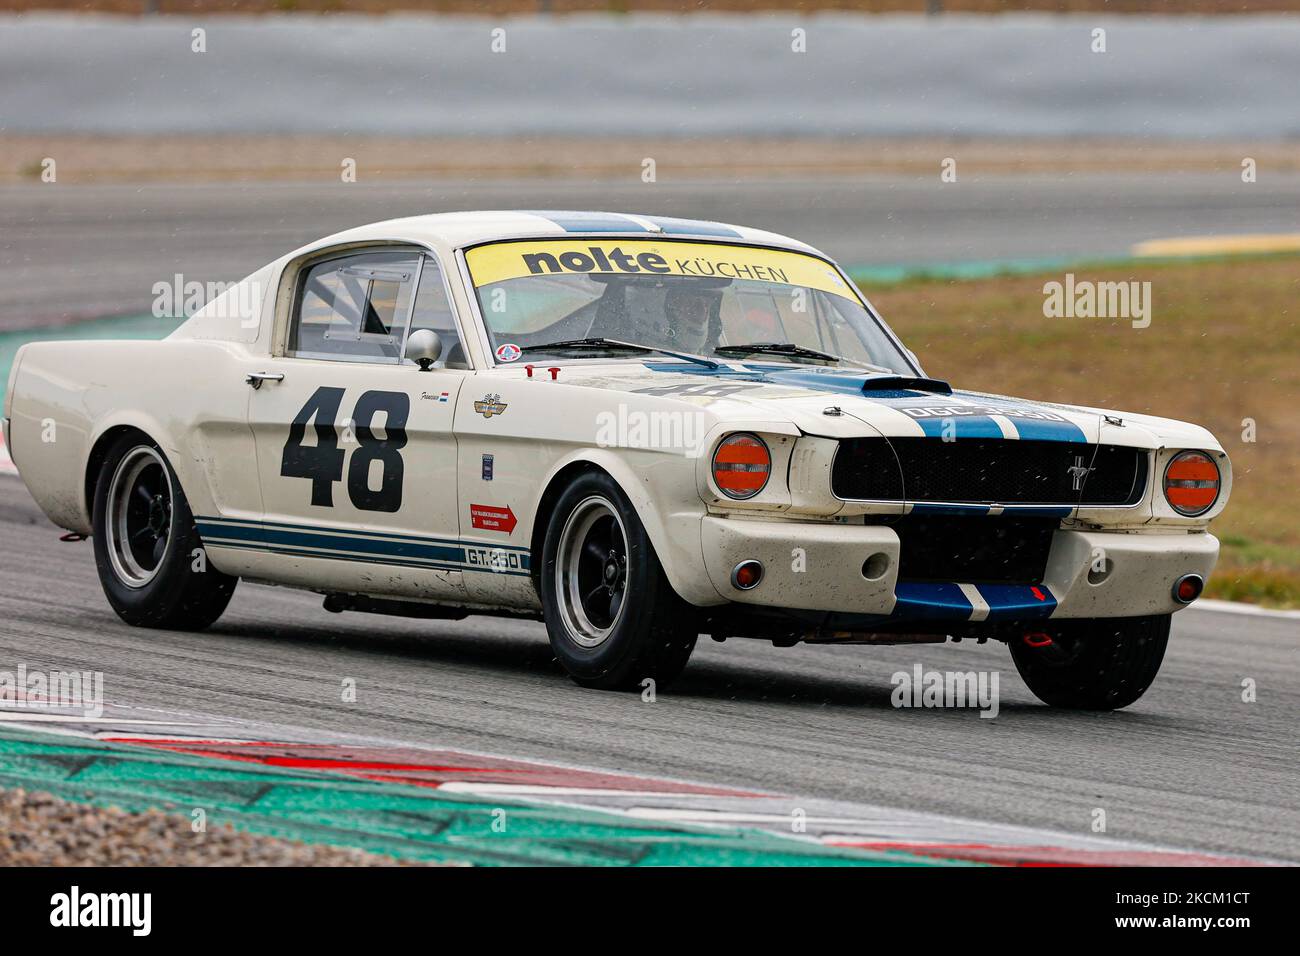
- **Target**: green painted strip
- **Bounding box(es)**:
[849,256,1079,286]
[848,249,1300,287]
[1,313,170,416]
[0,727,963,867]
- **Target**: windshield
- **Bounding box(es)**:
[464,239,914,372]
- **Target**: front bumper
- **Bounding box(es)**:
[700,515,1219,622]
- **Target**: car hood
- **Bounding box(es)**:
[536,361,1220,450]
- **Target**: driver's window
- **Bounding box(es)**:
[290,250,419,362]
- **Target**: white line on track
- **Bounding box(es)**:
[1190,599,1300,620]
[0,711,204,725]
[435,783,748,799]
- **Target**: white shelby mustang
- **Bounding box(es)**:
[3,211,1229,710]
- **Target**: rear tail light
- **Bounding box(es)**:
[1163,450,1220,516]
[712,433,771,500]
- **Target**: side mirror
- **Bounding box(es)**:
[406,329,444,371]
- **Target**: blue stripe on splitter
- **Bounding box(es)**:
[974,584,1057,620]
[892,582,974,621]
[889,582,1058,622]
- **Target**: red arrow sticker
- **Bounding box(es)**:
[470,504,517,534]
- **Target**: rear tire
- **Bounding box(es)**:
[1008,614,1170,710]
[540,471,697,690]
[91,434,237,630]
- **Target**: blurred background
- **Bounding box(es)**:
[1,0,1296,603]
[7,1,1300,13]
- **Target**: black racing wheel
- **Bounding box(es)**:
[91,433,237,630]
[1009,615,1170,710]
[540,470,697,690]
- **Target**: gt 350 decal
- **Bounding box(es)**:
[899,405,1069,422]
[465,546,524,572]
[281,387,409,513]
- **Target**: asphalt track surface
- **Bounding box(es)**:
[1,475,1296,861]
[3,173,1300,328]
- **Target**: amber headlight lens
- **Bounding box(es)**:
[712,433,771,500]
[1163,450,1220,516]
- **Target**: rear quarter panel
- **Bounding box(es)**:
[8,339,257,534]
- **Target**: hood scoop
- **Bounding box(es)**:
[858,374,952,395]
[749,366,953,396]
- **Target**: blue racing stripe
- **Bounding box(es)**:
[207,540,471,575]
[1004,506,1073,518]
[907,503,994,516]
[912,415,1006,440]
[642,216,743,238]
[951,391,1088,443]
[974,584,1057,620]
[641,362,946,399]
[526,211,648,233]
[641,363,1088,447]
[1001,417,1085,442]
[892,582,974,621]
[197,515,531,552]
[196,521,462,563]
[194,518,531,575]
[218,525,464,564]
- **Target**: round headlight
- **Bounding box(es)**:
[712,433,771,500]
[1163,450,1220,517]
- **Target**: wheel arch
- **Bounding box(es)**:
[84,424,157,522]
[83,415,203,529]
[528,449,725,607]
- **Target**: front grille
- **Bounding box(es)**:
[881,514,1058,584]
[832,437,1147,506]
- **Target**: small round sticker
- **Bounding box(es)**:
[495,343,522,363]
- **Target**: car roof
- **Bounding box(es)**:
[304,210,826,258]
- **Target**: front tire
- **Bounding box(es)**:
[1008,614,1170,710]
[540,472,697,690]
[91,434,237,630]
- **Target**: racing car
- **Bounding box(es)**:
[2,211,1229,709]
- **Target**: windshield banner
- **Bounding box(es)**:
[466,240,859,301]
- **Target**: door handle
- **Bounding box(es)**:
[246,371,284,389]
